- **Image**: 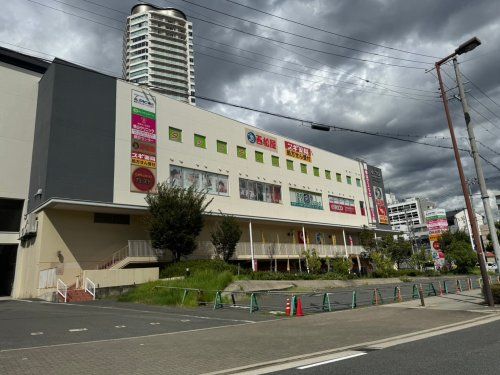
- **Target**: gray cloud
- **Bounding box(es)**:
[1,0,499,217]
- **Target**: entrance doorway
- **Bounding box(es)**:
[0,245,18,296]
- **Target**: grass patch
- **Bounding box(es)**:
[492,283,500,304]
[119,264,234,307]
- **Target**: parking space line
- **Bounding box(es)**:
[297,351,366,369]
[68,328,88,332]
[115,325,126,328]
[149,322,160,325]
[30,332,44,336]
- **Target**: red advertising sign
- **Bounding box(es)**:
[131,167,156,192]
[284,141,312,162]
[329,196,356,215]
[363,166,376,222]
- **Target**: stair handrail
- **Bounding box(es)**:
[84,277,96,300]
[96,243,130,269]
[57,279,68,303]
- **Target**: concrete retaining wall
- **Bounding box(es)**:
[83,267,159,288]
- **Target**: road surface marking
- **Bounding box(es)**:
[68,328,88,332]
[149,322,160,325]
[181,319,190,322]
[30,332,44,336]
[115,325,126,328]
[297,352,366,369]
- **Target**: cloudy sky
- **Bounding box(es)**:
[2,0,499,217]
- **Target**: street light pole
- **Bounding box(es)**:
[435,37,494,306]
[453,58,500,272]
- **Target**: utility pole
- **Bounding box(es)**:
[453,58,500,272]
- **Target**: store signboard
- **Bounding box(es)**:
[363,165,376,223]
[328,196,356,214]
[425,208,448,269]
[366,165,389,226]
[290,189,323,210]
[130,90,157,193]
[284,141,312,162]
[245,128,278,152]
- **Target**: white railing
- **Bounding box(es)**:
[97,241,160,269]
[84,278,96,300]
[57,279,68,303]
[197,241,365,259]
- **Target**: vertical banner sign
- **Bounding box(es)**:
[130,90,157,193]
[425,208,448,269]
[363,164,376,223]
[367,165,390,227]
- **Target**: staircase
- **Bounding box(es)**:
[97,240,164,270]
[57,278,96,303]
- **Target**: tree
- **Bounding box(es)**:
[145,183,212,262]
[379,235,413,269]
[210,214,242,262]
[359,226,377,255]
[439,230,477,273]
[371,251,396,277]
[332,257,350,276]
[409,246,433,271]
[301,249,322,274]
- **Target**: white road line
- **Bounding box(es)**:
[68,328,88,332]
[149,322,160,325]
[297,352,366,369]
[115,325,126,328]
[181,319,191,322]
[30,332,44,336]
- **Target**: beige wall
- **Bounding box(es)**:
[114,81,372,228]
[83,268,159,288]
[13,209,149,298]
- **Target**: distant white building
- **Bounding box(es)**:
[387,197,436,231]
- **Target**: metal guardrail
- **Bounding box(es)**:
[57,279,68,303]
[151,276,496,314]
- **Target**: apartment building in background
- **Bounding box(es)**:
[387,195,436,230]
[123,4,195,105]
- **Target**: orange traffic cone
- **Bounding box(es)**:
[296,297,304,317]
[285,298,291,316]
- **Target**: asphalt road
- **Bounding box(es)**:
[0,299,274,351]
[272,319,500,375]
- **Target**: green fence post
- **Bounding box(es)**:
[213,291,223,310]
[250,293,259,313]
[412,284,419,299]
[426,283,437,296]
[351,291,357,309]
[322,293,332,312]
[393,286,402,302]
[181,289,189,306]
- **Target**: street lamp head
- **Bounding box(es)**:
[455,37,481,55]
[311,124,330,131]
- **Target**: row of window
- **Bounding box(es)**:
[168,127,362,187]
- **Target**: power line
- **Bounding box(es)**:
[223,0,440,59]
[195,35,437,95]
[196,47,438,102]
[477,140,500,157]
[177,0,433,65]
[479,155,500,173]
[194,94,465,151]
[461,71,500,110]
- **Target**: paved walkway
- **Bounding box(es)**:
[0,291,498,374]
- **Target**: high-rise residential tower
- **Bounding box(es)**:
[123,4,195,105]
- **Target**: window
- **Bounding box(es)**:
[216,140,227,154]
[239,179,282,203]
[356,178,361,187]
[0,198,23,231]
[255,151,264,163]
[286,159,294,171]
[325,170,331,180]
[346,176,352,185]
[237,146,246,159]
[169,127,182,142]
[336,173,342,182]
[360,201,366,216]
[271,155,280,167]
[313,167,320,177]
[300,163,307,174]
[290,189,323,210]
[170,165,229,196]
[194,134,206,148]
[94,213,130,225]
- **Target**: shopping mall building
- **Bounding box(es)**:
[0,47,393,299]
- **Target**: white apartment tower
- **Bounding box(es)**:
[123,4,196,105]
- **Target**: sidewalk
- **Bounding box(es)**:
[1,292,498,375]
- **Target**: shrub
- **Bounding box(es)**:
[160,259,237,279]
[332,258,351,276]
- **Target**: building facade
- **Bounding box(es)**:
[122,4,195,105]
[387,196,435,231]
[0,48,393,299]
